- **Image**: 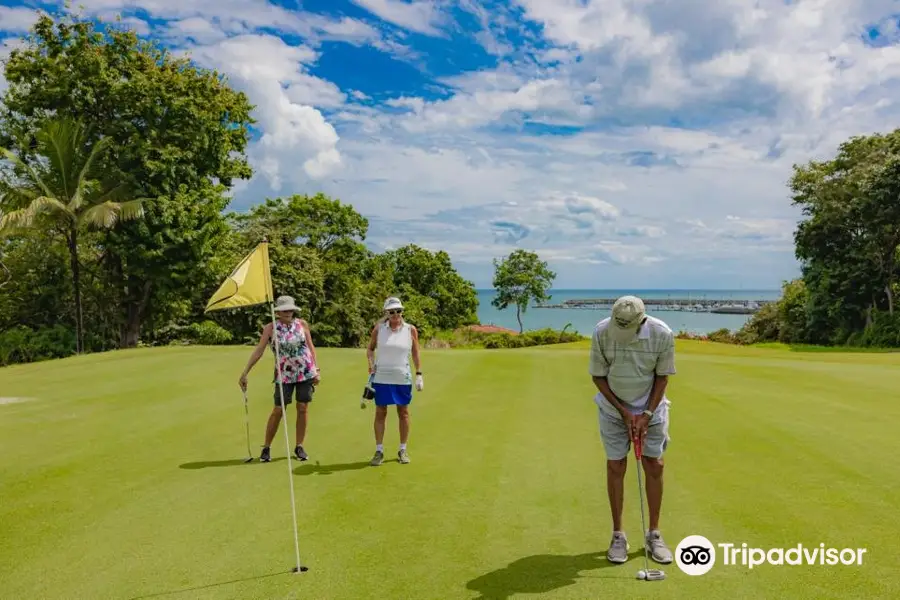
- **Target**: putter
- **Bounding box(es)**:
[242,390,253,463]
[633,433,665,581]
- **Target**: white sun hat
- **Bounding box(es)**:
[383,297,403,311]
[274,295,300,312]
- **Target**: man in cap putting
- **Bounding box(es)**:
[589,295,675,566]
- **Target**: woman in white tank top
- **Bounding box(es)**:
[366,297,423,466]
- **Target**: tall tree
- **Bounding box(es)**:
[0,11,253,347]
[382,244,479,330]
[491,249,556,333]
[791,130,900,338]
[226,193,379,347]
[858,155,900,315]
[0,117,144,353]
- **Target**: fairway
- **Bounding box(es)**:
[1,341,898,600]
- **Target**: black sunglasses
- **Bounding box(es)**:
[387,309,403,315]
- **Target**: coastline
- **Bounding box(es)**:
[474,288,779,336]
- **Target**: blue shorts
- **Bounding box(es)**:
[373,383,412,406]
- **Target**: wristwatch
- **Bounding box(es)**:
[641,409,654,418]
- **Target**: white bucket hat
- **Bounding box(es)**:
[383,297,403,311]
[274,295,300,312]
[608,295,646,343]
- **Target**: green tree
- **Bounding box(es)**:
[491,249,556,333]
[857,155,900,315]
[382,244,479,331]
[225,193,380,347]
[233,193,369,253]
[0,229,72,331]
[0,117,144,353]
[790,129,900,343]
[776,278,810,344]
[0,11,253,347]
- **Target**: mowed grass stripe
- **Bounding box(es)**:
[1,344,898,599]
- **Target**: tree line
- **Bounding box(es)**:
[0,11,566,366]
[735,131,900,348]
[0,12,485,364]
[7,10,888,363]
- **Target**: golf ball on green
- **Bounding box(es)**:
[637,570,647,580]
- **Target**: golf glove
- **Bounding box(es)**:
[415,374,424,391]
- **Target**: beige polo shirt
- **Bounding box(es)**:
[589,315,676,415]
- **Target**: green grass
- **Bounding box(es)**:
[1,342,898,599]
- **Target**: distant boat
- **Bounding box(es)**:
[710,303,755,314]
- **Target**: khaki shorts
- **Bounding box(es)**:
[598,405,670,461]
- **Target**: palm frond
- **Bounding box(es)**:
[87,181,128,206]
[79,198,144,229]
[79,201,120,229]
[0,182,41,208]
[0,197,68,231]
[117,199,146,221]
[0,207,35,231]
[70,136,112,212]
[38,118,81,202]
[0,147,57,200]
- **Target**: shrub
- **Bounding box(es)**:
[737,301,780,342]
[185,321,234,345]
[707,328,737,344]
[855,310,900,348]
[0,325,77,366]
[153,320,233,346]
[482,334,511,349]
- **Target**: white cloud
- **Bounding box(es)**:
[186,34,342,186]
[4,0,896,287]
[0,7,40,33]
[165,17,229,44]
[351,0,444,36]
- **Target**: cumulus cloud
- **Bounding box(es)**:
[7,0,898,286]
[0,6,41,33]
[186,34,342,186]
[351,0,445,36]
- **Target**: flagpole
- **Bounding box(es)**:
[264,239,306,574]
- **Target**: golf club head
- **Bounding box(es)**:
[244,456,254,463]
[645,569,665,581]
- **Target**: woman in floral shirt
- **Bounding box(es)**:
[239,296,320,463]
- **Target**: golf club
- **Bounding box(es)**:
[241,390,253,463]
[633,431,665,581]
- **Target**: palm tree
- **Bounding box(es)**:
[0,117,145,354]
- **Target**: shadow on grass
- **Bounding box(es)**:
[466,550,645,600]
[179,457,286,469]
[127,570,290,599]
[294,460,371,476]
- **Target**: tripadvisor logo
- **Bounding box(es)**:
[675,535,867,576]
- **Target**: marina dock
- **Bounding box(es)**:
[533,297,774,314]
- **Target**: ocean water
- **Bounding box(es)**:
[476,289,782,335]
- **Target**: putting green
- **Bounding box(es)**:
[0,341,897,599]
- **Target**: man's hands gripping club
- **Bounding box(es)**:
[593,376,648,442]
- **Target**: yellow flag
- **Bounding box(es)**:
[205,242,274,312]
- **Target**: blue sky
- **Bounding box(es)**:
[3,1,900,289]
